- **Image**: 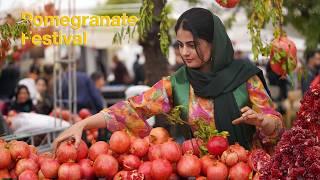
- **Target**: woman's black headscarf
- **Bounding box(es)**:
[175,8,270,149]
[10,85,34,113]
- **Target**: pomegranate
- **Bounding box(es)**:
[41,159,60,178]
[109,131,131,154]
[229,162,252,180]
[38,152,53,165]
[151,159,173,180]
[1,39,10,51]
[221,149,239,166]
[206,161,228,180]
[130,138,149,157]
[61,110,71,121]
[149,127,170,144]
[229,144,248,162]
[19,170,38,180]
[15,158,39,175]
[10,169,17,179]
[148,144,162,160]
[161,141,182,163]
[181,138,203,157]
[28,152,38,163]
[177,154,201,177]
[0,169,10,179]
[113,170,129,180]
[56,140,77,163]
[0,147,12,169]
[248,149,271,172]
[79,159,95,180]
[93,154,118,177]
[58,162,81,180]
[77,140,88,161]
[270,36,297,76]
[138,161,152,180]
[79,108,92,119]
[200,155,216,175]
[29,145,38,154]
[88,141,109,161]
[123,154,142,170]
[207,136,229,156]
[9,141,30,160]
[216,0,240,8]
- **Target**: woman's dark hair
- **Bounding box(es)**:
[174,8,214,61]
[15,85,30,99]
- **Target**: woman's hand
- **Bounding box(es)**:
[52,121,86,152]
[232,106,278,136]
[232,106,263,127]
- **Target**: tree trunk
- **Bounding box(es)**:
[140,0,169,87]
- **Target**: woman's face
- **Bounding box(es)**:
[176,28,212,70]
[17,88,29,103]
[36,79,47,94]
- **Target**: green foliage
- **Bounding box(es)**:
[159,5,172,57]
[283,0,320,50]
[0,20,31,40]
[137,0,154,41]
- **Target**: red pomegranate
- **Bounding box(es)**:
[149,127,170,144]
[229,143,248,162]
[221,149,239,166]
[206,161,229,180]
[88,141,109,161]
[200,155,216,175]
[138,161,152,180]
[58,162,81,180]
[93,154,118,177]
[109,131,131,154]
[79,108,92,119]
[151,159,173,180]
[40,159,60,178]
[19,170,38,180]
[148,144,162,160]
[270,36,297,76]
[123,155,142,170]
[9,141,31,161]
[216,0,240,8]
[79,159,95,180]
[56,140,77,163]
[15,158,39,175]
[248,149,271,172]
[181,138,203,157]
[0,147,12,169]
[130,138,149,157]
[207,136,229,156]
[161,141,182,163]
[177,154,201,177]
[77,140,88,161]
[229,162,252,180]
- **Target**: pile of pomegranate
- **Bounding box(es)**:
[0,126,269,180]
[259,82,320,179]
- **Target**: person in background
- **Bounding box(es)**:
[35,77,53,115]
[91,72,106,91]
[8,85,35,113]
[110,55,132,85]
[133,54,145,85]
[0,62,20,101]
[61,62,104,114]
[301,49,320,94]
[18,64,40,104]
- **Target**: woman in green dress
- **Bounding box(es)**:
[53,8,283,152]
